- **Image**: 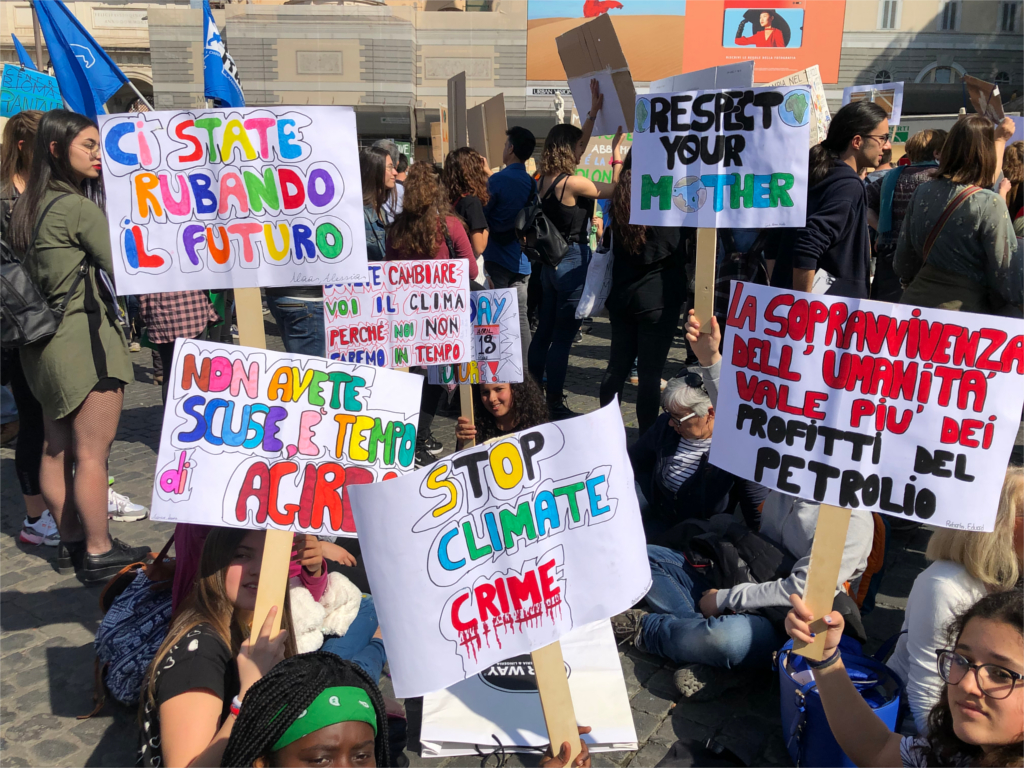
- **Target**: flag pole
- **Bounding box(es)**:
[125,80,154,111]
[31,3,44,71]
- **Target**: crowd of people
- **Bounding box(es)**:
[1,78,1022,767]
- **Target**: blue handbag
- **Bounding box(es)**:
[777,636,904,767]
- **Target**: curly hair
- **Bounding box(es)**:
[388,162,452,259]
[1003,140,1023,217]
[473,377,550,443]
[919,588,1023,767]
[539,123,583,178]
[443,147,489,207]
[611,153,648,255]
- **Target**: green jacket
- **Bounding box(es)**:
[20,187,133,420]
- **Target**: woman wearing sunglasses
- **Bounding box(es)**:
[785,588,1023,767]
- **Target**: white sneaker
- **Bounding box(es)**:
[108,489,149,522]
[19,510,60,546]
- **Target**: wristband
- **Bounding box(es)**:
[610,159,623,166]
[229,695,242,717]
[806,647,841,670]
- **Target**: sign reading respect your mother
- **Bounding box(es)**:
[711,283,1024,532]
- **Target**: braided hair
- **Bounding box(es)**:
[220,652,390,767]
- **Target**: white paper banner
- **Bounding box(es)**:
[348,402,651,698]
[98,107,367,293]
[711,283,1024,531]
[629,86,809,228]
[421,620,638,757]
[427,288,523,385]
[150,339,422,538]
[324,260,472,368]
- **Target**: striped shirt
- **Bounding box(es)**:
[662,437,712,493]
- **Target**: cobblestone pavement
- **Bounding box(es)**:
[0,313,928,767]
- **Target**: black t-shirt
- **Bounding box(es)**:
[139,624,239,767]
[455,195,488,233]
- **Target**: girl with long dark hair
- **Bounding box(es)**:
[770,101,890,299]
[360,147,396,262]
[8,110,145,583]
[454,376,550,448]
[598,152,690,436]
[443,147,490,267]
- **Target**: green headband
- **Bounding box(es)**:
[271,686,378,752]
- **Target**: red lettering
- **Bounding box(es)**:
[235,461,270,523]
[451,593,478,632]
[850,399,875,429]
[763,294,793,337]
[475,582,501,622]
[539,559,560,600]
[940,416,960,444]
[506,570,542,611]
[173,119,203,163]
[268,461,299,525]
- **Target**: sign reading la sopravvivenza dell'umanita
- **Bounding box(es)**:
[347,402,651,698]
[97,107,367,293]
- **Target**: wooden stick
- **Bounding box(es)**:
[459,383,475,449]
[235,286,290,638]
[693,228,717,334]
[532,641,581,765]
[792,504,853,661]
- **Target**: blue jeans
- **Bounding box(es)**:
[321,596,387,682]
[528,243,591,403]
[640,545,780,669]
[266,295,326,357]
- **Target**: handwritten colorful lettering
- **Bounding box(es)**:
[428,288,523,385]
[150,339,422,537]
[0,64,63,118]
[711,283,1024,531]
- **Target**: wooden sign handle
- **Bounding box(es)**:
[459,383,475,449]
[792,504,853,661]
[532,641,581,765]
[693,228,717,334]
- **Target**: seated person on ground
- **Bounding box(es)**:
[455,377,550,449]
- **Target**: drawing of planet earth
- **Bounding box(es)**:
[779,89,811,127]
[672,176,706,213]
[635,97,651,133]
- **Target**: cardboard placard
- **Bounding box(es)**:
[440,104,451,160]
[556,14,636,136]
[710,282,1024,531]
[962,75,1005,124]
[149,339,423,538]
[323,260,472,368]
[629,86,810,229]
[467,93,507,170]
[431,122,444,164]
[427,288,523,385]
[0,63,63,118]
[347,402,651,698]
[97,106,367,294]
[448,73,468,151]
[577,133,633,184]
[843,82,904,131]
[650,61,755,94]
[766,66,831,146]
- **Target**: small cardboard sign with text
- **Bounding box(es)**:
[324,260,472,368]
[428,288,523,385]
[711,283,1024,531]
[765,66,831,147]
[1,64,63,118]
[150,339,423,538]
[347,402,651,698]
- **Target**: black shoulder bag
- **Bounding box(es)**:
[514,173,571,268]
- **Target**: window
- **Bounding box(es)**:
[874,70,894,84]
[1000,1,1020,31]
[878,0,901,29]
[939,0,960,30]
[995,71,1011,86]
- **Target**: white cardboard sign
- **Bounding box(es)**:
[150,339,422,538]
[98,107,367,293]
[347,402,651,698]
[630,86,810,229]
[842,82,904,131]
[711,283,1024,531]
[650,61,755,94]
[427,288,523,385]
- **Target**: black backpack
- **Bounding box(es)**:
[1,193,87,348]
[514,173,571,268]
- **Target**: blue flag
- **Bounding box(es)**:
[203,0,244,108]
[32,0,129,121]
[12,35,37,70]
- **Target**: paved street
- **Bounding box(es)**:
[0,314,928,767]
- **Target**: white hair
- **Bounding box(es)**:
[661,375,712,417]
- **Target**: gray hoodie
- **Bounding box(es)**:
[698,360,875,613]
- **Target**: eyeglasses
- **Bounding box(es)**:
[935,649,1023,700]
[664,409,697,428]
[72,141,101,158]
[861,134,892,145]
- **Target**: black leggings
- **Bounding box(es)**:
[8,352,43,497]
[599,306,682,436]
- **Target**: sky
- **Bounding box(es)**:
[527,0,686,20]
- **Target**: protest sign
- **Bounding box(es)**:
[962,75,1005,124]
[323,260,472,368]
[427,288,523,385]
[843,82,904,129]
[150,338,422,538]
[629,86,810,229]
[467,93,507,170]
[347,401,650,698]
[448,74,467,151]
[766,66,831,146]
[650,61,754,94]
[420,620,637,757]
[97,106,367,295]
[577,134,632,184]
[0,64,63,118]
[710,282,1024,532]
[557,14,636,136]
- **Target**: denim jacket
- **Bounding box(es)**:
[364,205,386,262]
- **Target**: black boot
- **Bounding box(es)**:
[56,540,85,575]
[78,538,152,585]
[547,395,578,422]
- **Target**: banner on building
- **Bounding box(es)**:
[629,86,810,228]
[324,260,472,368]
[1,64,63,118]
[150,339,422,538]
[427,288,523,385]
[98,106,367,294]
[711,282,1024,532]
[347,402,650,698]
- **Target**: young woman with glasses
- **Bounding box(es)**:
[785,586,1023,766]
